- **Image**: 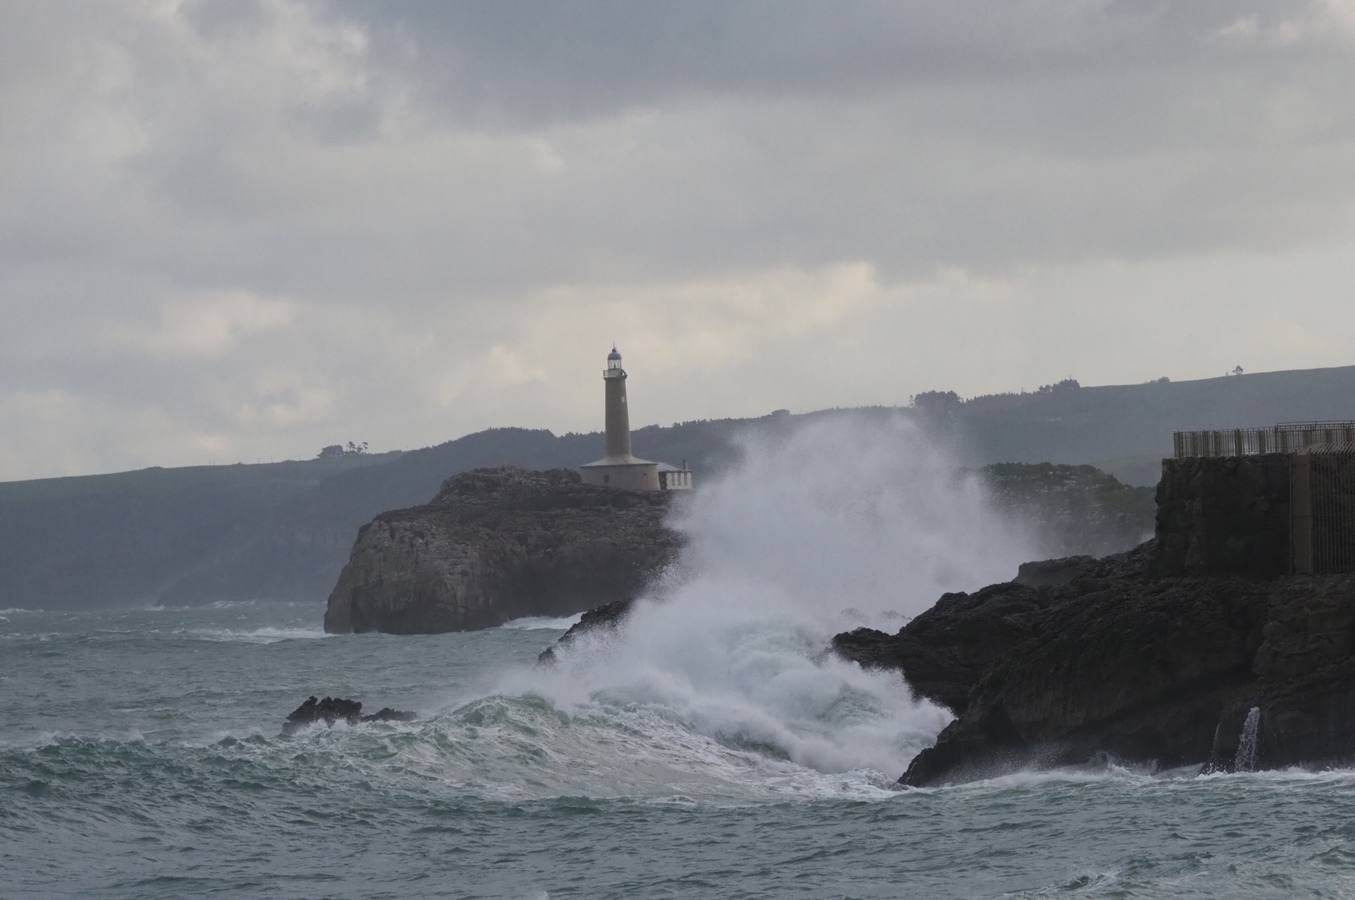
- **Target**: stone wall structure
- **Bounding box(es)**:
[1156,451,1355,576]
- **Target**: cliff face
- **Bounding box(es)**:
[323,467,682,634]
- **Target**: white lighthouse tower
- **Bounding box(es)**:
[579,347,692,492]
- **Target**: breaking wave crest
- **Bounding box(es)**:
[498,614,585,631]
[178,626,331,643]
[485,416,1037,784]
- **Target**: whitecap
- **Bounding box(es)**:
[180,626,331,644]
[482,416,1032,795]
[498,614,584,631]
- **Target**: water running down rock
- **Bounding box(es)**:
[1234,707,1262,774]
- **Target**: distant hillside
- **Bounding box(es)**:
[0,364,1350,609]
[0,418,794,610]
[932,365,1355,485]
[980,463,1155,558]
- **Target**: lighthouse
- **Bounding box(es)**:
[579,347,693,492]
[603,346,633,460]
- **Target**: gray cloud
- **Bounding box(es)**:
[2,0,1354,479]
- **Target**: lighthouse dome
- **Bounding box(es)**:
[607,347,622,362]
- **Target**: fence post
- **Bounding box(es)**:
[1292,453,1314,575]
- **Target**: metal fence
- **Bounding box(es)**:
[1295,451,1355,575]
[1173,422,1355,459]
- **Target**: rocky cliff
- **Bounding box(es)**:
[826,449,1355,785]
[323,467,683,634]
[833,541,1355,786]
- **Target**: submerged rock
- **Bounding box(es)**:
[323,467,682,635]
[281,696,416,736]
[833,540,1355,786]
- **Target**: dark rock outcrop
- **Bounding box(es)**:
[282,696,416,736]
[323,467,682,634]
[537,597,638,664]
[1013,555,1097,589]
[833,540,1355,786]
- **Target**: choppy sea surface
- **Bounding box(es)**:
[7,422,1355,898]
[4,601,1355,900]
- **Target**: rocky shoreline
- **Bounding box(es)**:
[537,541,1355,786]
[836,455,1355,784]
[832,541,1355,784]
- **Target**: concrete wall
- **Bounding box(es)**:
[1157,451,1355,576]
[1155,455,1294,577]
[580,462,660,492]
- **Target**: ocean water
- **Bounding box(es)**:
[6,419,1355,898]
[5,602,1355,899]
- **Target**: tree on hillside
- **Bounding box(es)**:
[911,390,963,415]
[317,442,369,458]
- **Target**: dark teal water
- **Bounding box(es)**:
[5,602,1355,899]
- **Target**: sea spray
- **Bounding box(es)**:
[1234,706,1262,773]
[1203,716,1228,774]
[512,415,1038,778]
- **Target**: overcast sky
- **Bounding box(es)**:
[3,0,1355,480]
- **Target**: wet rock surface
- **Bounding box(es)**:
[537,597,638,664]
[832,541,1355,786]
[282,696,416,736]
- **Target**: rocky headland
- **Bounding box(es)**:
[323,467,683,634]
[834,544,1355,784]
[834,455,1355,785]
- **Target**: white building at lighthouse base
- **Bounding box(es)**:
[579,455,661,491]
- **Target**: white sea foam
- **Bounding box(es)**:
[498,614,584,631]
[181,626,331,644]
[136,599,313,612]
[499,415,1037,784]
